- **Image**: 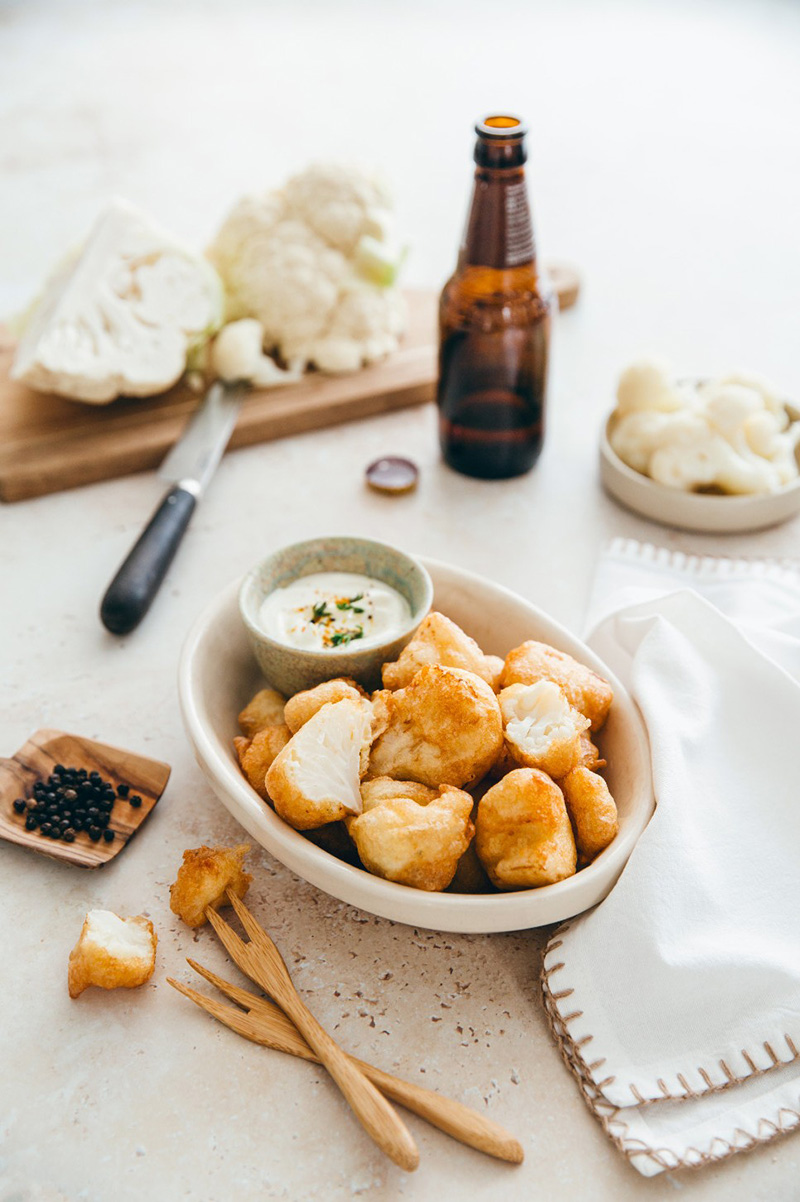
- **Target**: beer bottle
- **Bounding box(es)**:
[437,115,552,479]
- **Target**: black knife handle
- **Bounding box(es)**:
[100,485,198,635]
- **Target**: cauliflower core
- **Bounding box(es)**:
[68,909,157,998]
[13,199,222,403]
[169,844,253,928]
[207,163,406,374]
[499,680,590,778]
[347,784,474,891]
[266,698,373,829]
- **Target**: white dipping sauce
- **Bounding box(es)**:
[259,572,411,652]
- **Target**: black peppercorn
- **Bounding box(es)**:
[117,784,130,798]
[103,829,115,843]
[13,798,26,814]
[130,795,143,808]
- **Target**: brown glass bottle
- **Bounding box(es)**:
[437,115,552,479]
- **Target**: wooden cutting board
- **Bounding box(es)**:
[0,289,437,503]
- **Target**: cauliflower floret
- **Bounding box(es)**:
[648,427,731,490]
[702,383,764,441]
[720,371,789,424]
[237,687,287,738]
[500,641,613,732]
[169,844,253,928]
[368,665,504,789]
[284,679,368,734]
[475,768,576,890]
[499,681,590,778]
[346,784,474,891]
[207,164,406,375]
[210,318,301,387]
[13,199,222,403]
[615,359,685,414]
[68,909,157,998]
[382,611,504,692]
[609,411,673,475]
[266,698,373,829]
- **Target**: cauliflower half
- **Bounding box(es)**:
[207,163,406,375]
[610,360,800,495]
[13,199,223,403]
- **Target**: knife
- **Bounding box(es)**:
[100,380,244,635]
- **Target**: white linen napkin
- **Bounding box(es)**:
[542,538,800,1176]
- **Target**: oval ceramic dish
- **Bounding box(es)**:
[600,407,800,534]
[179,559,654,934]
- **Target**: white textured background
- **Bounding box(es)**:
[2,1,800,1199]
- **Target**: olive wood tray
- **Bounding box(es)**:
[0,729,171,867]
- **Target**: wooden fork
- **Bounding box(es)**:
[167,957,524,1165]
[204,894,419,1172]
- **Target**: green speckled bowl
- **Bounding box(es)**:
[238,536,433,696]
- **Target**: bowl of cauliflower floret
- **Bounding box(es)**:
[601,360,800,533]
[178,555,653,933]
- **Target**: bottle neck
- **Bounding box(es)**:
[459,165,536,272]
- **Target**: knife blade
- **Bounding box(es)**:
[100,381,244,635]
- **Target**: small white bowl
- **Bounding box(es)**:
[179,559,654,934]
[238,536,433,695]
[600,409,800,534]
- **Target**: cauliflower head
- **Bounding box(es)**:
[207,163,406,374]
[12,199,223,403]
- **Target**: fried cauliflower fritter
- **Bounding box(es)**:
[361,777,438,807]
[368,665,504,789]
[169,843,253,928]
[266,697,373,830]
[579,733,606,771]
[68,910,157,999]
[237,688,287,738]
[448,841,493,894]
[382,612,504,692]
[234,725,292,800]
[347,783,474,891]
[500,641,613,731]
[559,765,618,863]
[284,678,367,734]
[475,768,577,890]
[499,680,590,778]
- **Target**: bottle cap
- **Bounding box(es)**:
[365,456,419,495]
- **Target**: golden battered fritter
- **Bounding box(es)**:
[382,612,504,692]
[169,843,253,929]
[500,641,613,731]
[266,698,373,830]
[284,678,367,734]
[347,784,474,891]
[237,688,287,738]
[499,680,590,778]
[559,765,618,863]
[68,910,157,999]
[475,768,577,890]
[368,665,504,789]
[234,725,292,800]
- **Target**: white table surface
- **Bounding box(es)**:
[2,1,800,1198]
